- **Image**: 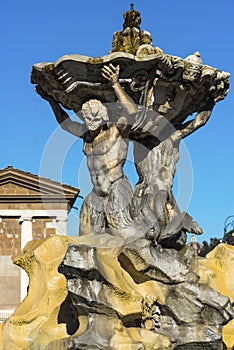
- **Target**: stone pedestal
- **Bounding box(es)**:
[46,235,233,349]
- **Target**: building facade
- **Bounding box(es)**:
[0,166,79,320]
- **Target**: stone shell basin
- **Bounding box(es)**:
[31,52,229,127]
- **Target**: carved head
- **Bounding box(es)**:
[82,99,108,131]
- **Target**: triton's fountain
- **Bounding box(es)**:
[1,5,233,350]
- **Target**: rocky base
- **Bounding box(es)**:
[0,236,72,350]
[196,243,234,349]
[173,342,227,350]
[0,236,234,350]
[52,235,233,349]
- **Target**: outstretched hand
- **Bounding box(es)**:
[102,64,120,84]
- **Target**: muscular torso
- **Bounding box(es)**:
[83,124,128,196]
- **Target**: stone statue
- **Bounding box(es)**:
[37,58,215,247]
[34,37,229,247]
[28,5,233,349]
[131,97,216,248]
[37,64,140,237]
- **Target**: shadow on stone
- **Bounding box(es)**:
[174,341,227,350]
[58,294,79,335]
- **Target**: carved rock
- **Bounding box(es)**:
[1,236,233,349]
[45,235,233,349]
[0,236,75,350]
[195,244,234,349]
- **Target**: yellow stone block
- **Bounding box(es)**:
[196,244,234,349]
[0,235,73,350]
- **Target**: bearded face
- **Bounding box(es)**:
[82,99,108,131]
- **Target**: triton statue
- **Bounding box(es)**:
[29,5,233,349]
[32,19,228,247]
[37,64,139,237]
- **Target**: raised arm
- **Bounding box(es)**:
[102,64,137,116]
[176,99,216,140]
[36,86,87,137]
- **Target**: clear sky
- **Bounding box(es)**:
[1,0,234,243]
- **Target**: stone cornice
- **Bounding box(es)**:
[0,166,80,210]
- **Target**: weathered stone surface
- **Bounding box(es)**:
[0,235,75,350]
[1,236,234,349]
[32,58,225,252]
[31,19,229,251]
[31,4,230,256]
[173,342,227,350]
[195,244,234,349]
[31,50,229,126]
[25,5,233,350]
[50,235,233,349]
[46,325,172,350]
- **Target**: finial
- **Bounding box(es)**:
[194,51,201,58]
[111,5,155,55]
[123,4,141,30]
[185,51,202,65]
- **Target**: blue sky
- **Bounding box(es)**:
[1,0,234,243]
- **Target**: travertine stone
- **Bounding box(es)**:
[46,325,172,350]
[31,25,229,248]
[51,236,233,349]
[32,55,228,249]
[27,5,232,349]
[1,236,233,349]
[0,235,75,350]
[195,244,234,349]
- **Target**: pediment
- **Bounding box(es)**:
[0,175,65,195]
[0,166,79,206]
[0,182,39,195]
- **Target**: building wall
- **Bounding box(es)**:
[0,217,58,258]
[0,174,75,318]
[0,215,63,310]
[0,256,20,311]
[0,217,21,259]
[0,203,68,211]
[32,218,56,240]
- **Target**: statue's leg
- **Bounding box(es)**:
[130,182,147,219]
[105,177,133,231]
[79,190,105,235]
[154,189,169,227]
[130,183,161,240]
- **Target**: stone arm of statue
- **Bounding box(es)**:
[102,64,137,125]
[36,86,87,138]
[176,99,216,140]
